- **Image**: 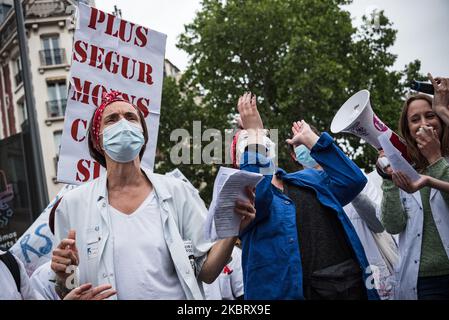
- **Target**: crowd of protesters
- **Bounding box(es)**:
[1,74,449,300]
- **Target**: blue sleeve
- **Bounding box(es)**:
[310,132,367,206]
[239,151,275,236]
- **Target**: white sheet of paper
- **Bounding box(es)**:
[378,132,421,182]
[205,167,263,240]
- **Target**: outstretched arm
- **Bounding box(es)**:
[237,92,275,232]
[429,73,449,126]
[286,120,366,206]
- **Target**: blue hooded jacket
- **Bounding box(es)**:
[239,132,380,300]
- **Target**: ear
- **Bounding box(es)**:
[289,150,297,164]
[96,134,105,154]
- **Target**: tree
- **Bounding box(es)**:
[158,0,424,203]
[156,76,222,202]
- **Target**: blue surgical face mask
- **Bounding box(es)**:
[294,145,318,168]
[102,118,144,163]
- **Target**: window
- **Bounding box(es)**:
[53,130,62,174]
[40,35,65,66]
[53,130,62,155]
[17,99,27,125]
[14,57,22,87]
[46,81,67,118]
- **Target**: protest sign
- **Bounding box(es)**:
[57,3,167,184]
[10,184,77,276]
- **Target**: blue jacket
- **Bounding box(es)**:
[239,132,379,300]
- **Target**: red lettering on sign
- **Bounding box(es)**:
[88,7,149,48]
[135,27,149,47]
[72,42,154,87]
[71,119,87,142]
[88,7,106,30]
[75,159,101,182]
[71,77,107,108]
[137,61,153,86]
[70,76,151,117]
[73,40,88,63]
[76,159,90,182]
[71,77,91,105]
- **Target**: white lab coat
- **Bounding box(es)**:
[54,167,214,300]
[344,171,398,300]
[394,188,449,300]
[30,261,60,300]
[0,250,40,300]
[345,204,397,300]
[203,246,244,300]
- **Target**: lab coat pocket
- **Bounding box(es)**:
[86,227,101,261]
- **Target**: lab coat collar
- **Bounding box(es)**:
[94,166,173,208]
[410,188,437,205]
[430,188,438,201]
[141,168,173,202]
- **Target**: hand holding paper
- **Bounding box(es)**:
[391,171,429,194]
[378,132,421,183]
[205,167,262,240]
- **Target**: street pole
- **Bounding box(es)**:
[13,0,49,211]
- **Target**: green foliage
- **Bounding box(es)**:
[156,0,424,203]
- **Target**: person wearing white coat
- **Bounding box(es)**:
[344,171,398,300]
[51,91,256,300]
[1,250,111,300]
[0,250,40,300]
[203,245,244,300]
[379,94,449,300]
[29,261,60,300]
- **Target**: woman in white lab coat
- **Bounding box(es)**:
[0,250,40,300]
[379,94,449,300]
[203,245,244,300]
[343,173,398,300]
[1,250,115,300]
[50,91,255,300]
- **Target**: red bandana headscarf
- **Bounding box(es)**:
[90,90,149,151]
[91,90,125,151]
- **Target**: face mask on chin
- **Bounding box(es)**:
[294,144,318,169]
[102,118,144,163]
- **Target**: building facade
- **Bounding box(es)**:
[0,0,179,200]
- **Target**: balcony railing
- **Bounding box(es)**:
[39,48,66,66]
[46,99,67,118]
[26,1,66,19]
[14,72,22,87]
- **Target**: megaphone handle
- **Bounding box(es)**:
[376,161,392,180]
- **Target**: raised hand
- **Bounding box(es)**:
[428,73,449,126]
[415,125,442,164]
[285,120,319,150]
[237,92,264,131]
[51,230,79,284]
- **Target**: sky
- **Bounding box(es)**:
[95,0,449,77]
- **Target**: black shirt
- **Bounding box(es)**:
[284,182,366,300]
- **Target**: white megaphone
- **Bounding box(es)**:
[331,89,411,163]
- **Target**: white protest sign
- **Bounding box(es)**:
[57,3,167,184]
[10,184,77,276]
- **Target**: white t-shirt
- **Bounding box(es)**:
[109,191,186,300]
[0,250,40,300]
